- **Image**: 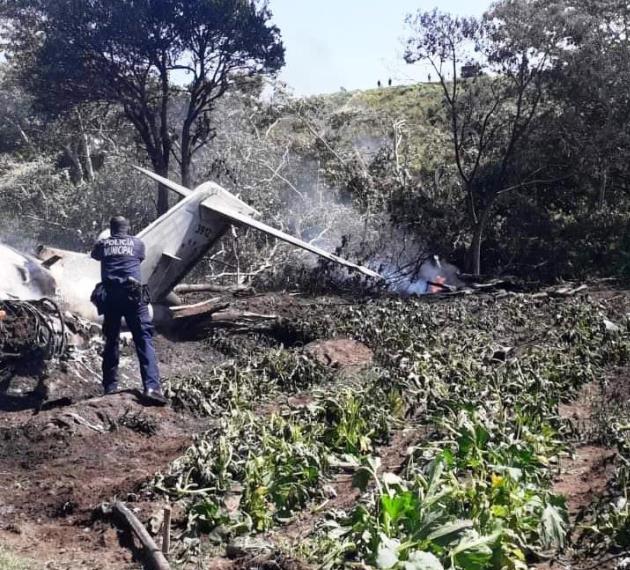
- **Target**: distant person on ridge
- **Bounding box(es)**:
[90,216,166,405]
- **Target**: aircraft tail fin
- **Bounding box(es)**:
[134,167,383,291]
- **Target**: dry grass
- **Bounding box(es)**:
[0,547,33,570]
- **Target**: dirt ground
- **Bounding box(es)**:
[1,290,629,569]
[533,372,625,570]
[304,338,374,369]
[0,392,199,569]
[0,294,366,569]
[0,329,217,569]
[556,382,617,524]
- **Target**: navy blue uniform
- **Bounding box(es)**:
[91,233,161,393]
[91,235,144,283]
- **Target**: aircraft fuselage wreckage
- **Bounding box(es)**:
[0,167,382,323]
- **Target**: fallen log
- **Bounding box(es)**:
[549,284,588,297]
[471,279,510,290]
[112,501,171,570]
[173,283,255,296]
[210,310,278,327]
[166,306,279,339]
[170,297,222,310]
[169,298,228,319]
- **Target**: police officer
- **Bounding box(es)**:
[91,216,166,405]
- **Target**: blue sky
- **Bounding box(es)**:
[267,0,492,95]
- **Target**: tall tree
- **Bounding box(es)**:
[0,0,285,214]
[0,65,37,154]
[543,0,630,211]
[404,7,554,275]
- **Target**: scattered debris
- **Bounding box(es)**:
[548,284,589,297]
[116,409,159,436]
[0,299,69,362]
[0,167,381,323]
[2,287,630,569]
[54,411,107,433]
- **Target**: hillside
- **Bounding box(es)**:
[313,83,450,171]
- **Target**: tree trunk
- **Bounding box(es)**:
[63,144,83,185]
[181,158,192,190]
[470,223,483,277]
[180,122,192,189]
[598,168,608,211]
[157,183,169,216]
[469,204,493,277]
[9,119,31,149]
[82,134,95,182]
[152,161,170,216]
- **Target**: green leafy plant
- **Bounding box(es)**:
[153,294,630,568]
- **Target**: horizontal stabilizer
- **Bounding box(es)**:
[135,165,382,280]
[201,200,383,279]
[133,167,191,197]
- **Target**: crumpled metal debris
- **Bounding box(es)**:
[0,299,68,362]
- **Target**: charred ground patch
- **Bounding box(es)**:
[0,392,204,568]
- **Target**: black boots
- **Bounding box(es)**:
[143,388,167,406]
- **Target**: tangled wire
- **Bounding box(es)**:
[0,299,68,362]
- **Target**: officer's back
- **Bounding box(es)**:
[91,216,145,284]
[89,215,166,406]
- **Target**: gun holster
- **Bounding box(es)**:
[123,278,151,305]
[123,278,142,304]
[90,283,107,315]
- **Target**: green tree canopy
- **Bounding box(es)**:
[404,7,552,275]
[0,0,285,213]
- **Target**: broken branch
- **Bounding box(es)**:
[170,298,230,319]
[112,501,171,570]
[173,283,255,296]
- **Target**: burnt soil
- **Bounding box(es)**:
[0,290,628,569]
[0,330,216,569]
[0,294,372,569]
[0,339,215,570]
[0,393,202,569]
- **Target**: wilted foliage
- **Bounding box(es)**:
[148,292,630,567]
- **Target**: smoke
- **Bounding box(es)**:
[0,225,40,257]
[381,261,430,295]
[187,88,462,294]
[246,156,462,295]
[0,243,57,300]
